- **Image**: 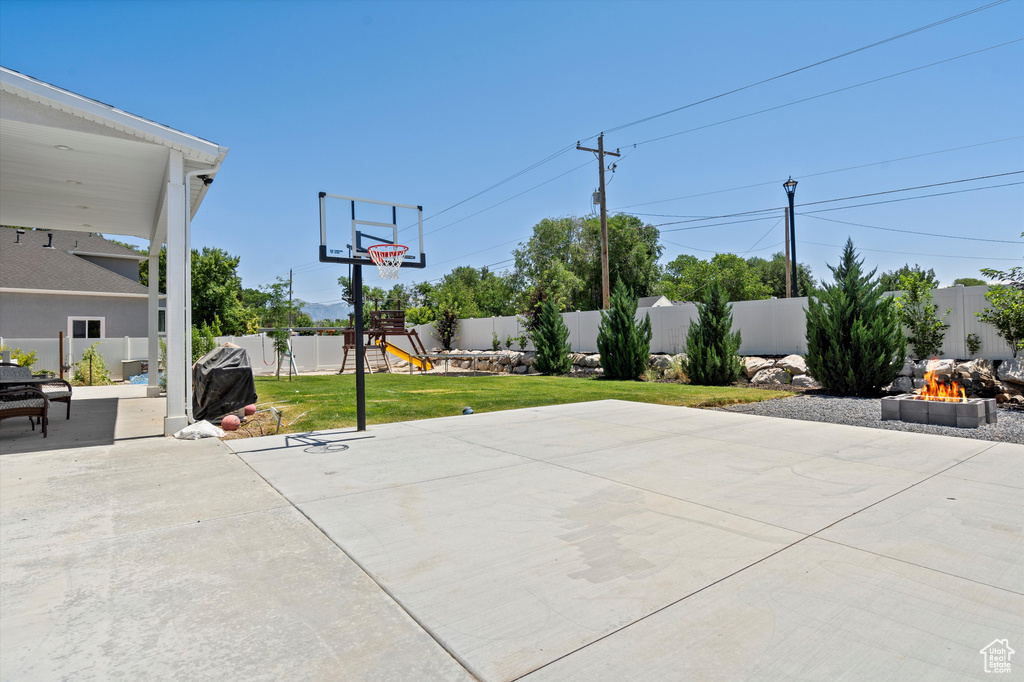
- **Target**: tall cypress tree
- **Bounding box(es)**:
[533,296,572,375]
[684,280,742,385]
[596,280,652,380]
[805,239,906,396]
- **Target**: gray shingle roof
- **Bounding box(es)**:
[0,227,148,294]
[637,295,670,307]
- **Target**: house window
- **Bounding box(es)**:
[69,317,104,339]
[158,309,166,333]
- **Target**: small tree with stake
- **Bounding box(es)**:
[533,296,572,375]
[596,280,651,380]
[805,239,906,396]
[684,280,742,385]
[893,271,950,359]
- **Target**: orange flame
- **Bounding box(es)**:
[919,360,966,402]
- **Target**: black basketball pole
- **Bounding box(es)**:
[353,262,366,431]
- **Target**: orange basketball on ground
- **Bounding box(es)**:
[244,404,257,416]
[222,415,241,431]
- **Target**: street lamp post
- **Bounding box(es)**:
[783,177,798,296]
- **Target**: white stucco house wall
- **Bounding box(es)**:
[0,227,159,338]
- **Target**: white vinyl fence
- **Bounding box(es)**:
[1,286,1014,378]
[214,332,424,376]
[0,336,152,381]
[416,285,1017,360]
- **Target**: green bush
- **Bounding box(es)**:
[0,345,37,369]
[491,331,501,351]
[893,271,949,359]
[966,333,982,357]
[805,239,906,397]
[596,280,652,380]
[192,323,217,363]
[684,280,742,385]
[72,343,112,386]
[532,296,572,375]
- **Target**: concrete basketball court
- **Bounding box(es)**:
[2,398,1021,681]
[226,400,1022,681]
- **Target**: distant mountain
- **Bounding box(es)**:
[301,301,351,323]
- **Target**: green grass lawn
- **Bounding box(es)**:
[251,373,792,434]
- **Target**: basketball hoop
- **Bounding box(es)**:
[367,244,409,279]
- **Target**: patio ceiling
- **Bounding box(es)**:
[0,66,227,240]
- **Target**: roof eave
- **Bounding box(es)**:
[0,66,228,166]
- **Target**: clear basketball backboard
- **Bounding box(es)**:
[318,193,426,268]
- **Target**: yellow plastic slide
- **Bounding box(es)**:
[378,340,432,371]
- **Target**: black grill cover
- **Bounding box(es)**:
[192,346,258,421]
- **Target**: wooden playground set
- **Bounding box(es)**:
[340,309,433,374]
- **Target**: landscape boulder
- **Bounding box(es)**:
[884,376,914,394]
[997,357,1024,385]
[649,354,673,370]
[775,354,808,376]
[897,359,914,377]
[791,374,820,389]
[742,356,773,379]
[914,358,954,378]
[750,367,792,386]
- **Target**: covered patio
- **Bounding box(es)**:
[0,67,228,435]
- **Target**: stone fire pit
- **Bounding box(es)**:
[881,395,997,428]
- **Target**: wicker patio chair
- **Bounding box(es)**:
[0,362,72,419]
[0,386,48,437]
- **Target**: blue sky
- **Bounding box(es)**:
[2,0,1021,307]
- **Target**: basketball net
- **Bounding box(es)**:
[367,244,409,279]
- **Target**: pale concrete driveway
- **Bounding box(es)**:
[2,399,1021,681]
[227,400,1022,682]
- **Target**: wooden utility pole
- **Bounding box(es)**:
[577,133,620,309]
[784,208,792,298]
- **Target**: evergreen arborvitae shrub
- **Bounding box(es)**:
[533,296,572,375]
[805,238,906,396]
[684,280,742,385]
[596,280,652,380]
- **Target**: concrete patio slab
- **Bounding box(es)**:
[299,461,802,681]
[0,385,164,455]
[941,442,1024,489]
[556,438,927,535]
[0,438,285,556]
[818,472,1024,592]
[0,505,472,682]
[693,414,990,471]
[518,538,1022,682]
[7,399,1021,681]
[236,430,531,503]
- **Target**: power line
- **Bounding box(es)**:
[650,173,1024,227]
[397,3,1012,243]
[803,214,1023,244]
[603,0,1012,135]
[611,135,1024,211]
[627,38,1024,149]
[798,171,1024,209]
[418,145,577,225]
[804,180,1024,215]
[423,160,592,237]
[802,240,1022,261]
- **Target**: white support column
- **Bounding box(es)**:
[164,150,188,435]
[147,240,162,398]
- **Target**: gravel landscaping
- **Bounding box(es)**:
[718,394,1024,444]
